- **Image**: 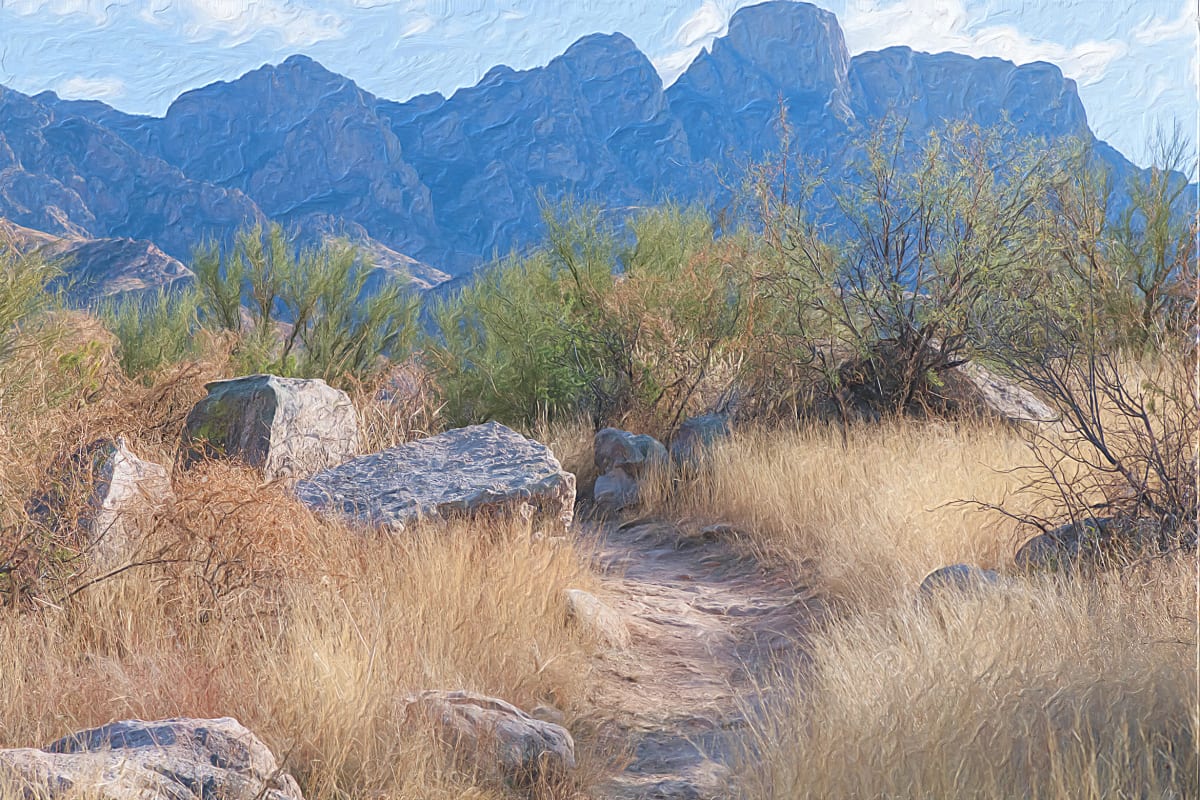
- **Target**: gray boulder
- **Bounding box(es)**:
[954,361,1057,424]
[0,717,303,800]
[1015,516,1167,573]
[669,414,732,465]
[564,588,631,648]
[30,437,173,570]
[403,690,575,787]
[593,428,667,476]
[295,422,576,531]
[592,428,666,512]
[180,374,360,483]
[593,467,640,512]
[919,564,1003,594]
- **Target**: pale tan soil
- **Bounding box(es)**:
[575,519,821,799]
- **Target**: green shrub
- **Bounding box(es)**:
[99,287,202,378]
[0,242,59,361]
[426,201,751,432]
[194,223,418,383]
[746,117,1071,419]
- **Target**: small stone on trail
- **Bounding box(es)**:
[564,587,631,648]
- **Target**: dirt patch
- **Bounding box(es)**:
[576,519,821,799]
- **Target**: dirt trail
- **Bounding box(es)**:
[577,518,821,800]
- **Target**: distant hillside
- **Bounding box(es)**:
[3,0,1146,285]
[0,218,192,303]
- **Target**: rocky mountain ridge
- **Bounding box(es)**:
[2,0,1140,292]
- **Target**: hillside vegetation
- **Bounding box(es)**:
[0,121,1194,799]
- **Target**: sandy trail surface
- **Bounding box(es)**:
[575,518,821,799]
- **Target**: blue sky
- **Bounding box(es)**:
[0,0,1195,167]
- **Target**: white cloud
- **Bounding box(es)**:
[1,0,112,22]
[1132,1,1194,45]
[840,0,1128,86]
[652,1,731,85]
[57,75,126,100]
[400,14,435,37]
[135,0,343,47]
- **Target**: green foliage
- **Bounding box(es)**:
[102,223,417,384]
[0,242,59,361]
[201,223,419,382]
[99,287,202,378]
[747,116,1072,418]
[426,201,749,431]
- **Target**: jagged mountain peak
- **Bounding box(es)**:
[848,46,1090,139]
[166,54,362,119]
[0,0,1139,287]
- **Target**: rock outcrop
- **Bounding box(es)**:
[669,414,732,466]
[180,374,361,483]
[295,421,576,531]
[592,428,666,512]
[29,437,173,569]
[403,690,575,787]
[1,218,194,304]
[0,717,303,800]
[0,85,264,262]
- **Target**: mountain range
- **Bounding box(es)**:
[0,0,1143,298]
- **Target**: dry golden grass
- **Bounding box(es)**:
[0,325,606,799]
[2,309,1195,800]
[0,484,600,799]
[640,417,1197,798]
[741,560,1198,800]
[646,420,1038,611]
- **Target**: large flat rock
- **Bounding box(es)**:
[295,422,576,530]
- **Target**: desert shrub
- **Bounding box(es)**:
[194,223,419,383]
[1039,125,1197,350]
[982,309,1197,564]
[102,224,418,384]
[0,241,59,361]
[427,201,751,433]
[751,118,1064,420]
[99,286,202,377]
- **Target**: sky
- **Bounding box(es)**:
[0,0,1195,167]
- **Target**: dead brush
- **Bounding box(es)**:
[346,357,445,453]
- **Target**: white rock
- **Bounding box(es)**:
[30,437,173,570]
[564,588,630,648]
[955,361,1057,424]
[180,374,360,483]
[0,717,303,800]
[403,690,575,787]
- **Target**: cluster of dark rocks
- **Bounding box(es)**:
[591,414,732,512]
